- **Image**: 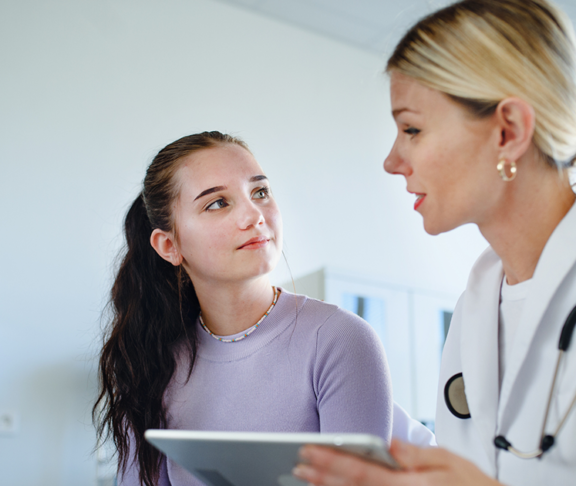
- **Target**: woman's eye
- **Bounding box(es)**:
[206,199,228,211]
[403,127,421,136]
[253,187,270,199]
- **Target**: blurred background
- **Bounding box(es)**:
[2,0,575,484]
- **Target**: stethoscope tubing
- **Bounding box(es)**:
[494,307,576,458]
[539,351,563,440]
[559,306,576,351]
[554,383,576,437]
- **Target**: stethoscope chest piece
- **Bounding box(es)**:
[445,372,471,419]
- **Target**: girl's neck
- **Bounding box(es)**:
[193,277,276,336]
[479,165,575,285]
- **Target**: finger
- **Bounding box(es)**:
[292,463,350,486]
[390,440,454,471]
[296,445,400,486]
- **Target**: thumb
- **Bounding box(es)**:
[390,439,421,470]
[390,439,451,471]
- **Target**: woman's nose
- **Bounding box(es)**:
[384,140,412,176]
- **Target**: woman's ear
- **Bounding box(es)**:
[150,229,183,266]
[495,97,536,162]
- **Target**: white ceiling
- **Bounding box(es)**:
[216,0,576,55]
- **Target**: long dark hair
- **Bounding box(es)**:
[93,131,249,486]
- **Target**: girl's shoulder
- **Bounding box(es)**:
[278,287,377,338]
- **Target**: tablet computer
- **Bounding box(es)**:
[145,429,399,486]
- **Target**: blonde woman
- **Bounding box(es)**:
[293,1,576,485]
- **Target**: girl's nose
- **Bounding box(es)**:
[237,201,265,230]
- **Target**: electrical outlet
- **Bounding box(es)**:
[0,411,19,436]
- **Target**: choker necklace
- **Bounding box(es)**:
[199,287,280,343]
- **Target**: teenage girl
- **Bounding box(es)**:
[94,131,395,486]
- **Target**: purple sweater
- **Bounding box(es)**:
[120,289,393,485]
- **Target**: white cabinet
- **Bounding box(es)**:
[285,268,458,424]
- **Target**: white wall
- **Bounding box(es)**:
[0,0,489,484]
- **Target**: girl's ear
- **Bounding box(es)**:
[495,97,536,162]
[150,229,183,266]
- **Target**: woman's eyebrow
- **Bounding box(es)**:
[250,175,268,182]
[392,107,419,118]
[194,185,227,201]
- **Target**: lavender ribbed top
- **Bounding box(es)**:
[120,289,393,485]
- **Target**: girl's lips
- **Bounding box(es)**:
[238,236,270,250]
[414,193,426,210]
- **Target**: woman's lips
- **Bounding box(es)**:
[238,236,270,250]
[414,193,426,210]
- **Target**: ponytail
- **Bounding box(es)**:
[94,194,199,486]
[94,131,248,486]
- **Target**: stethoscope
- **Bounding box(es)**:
[444,305,576,459]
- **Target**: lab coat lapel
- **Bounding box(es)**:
[498,202,576,418]
[461,248,503,461]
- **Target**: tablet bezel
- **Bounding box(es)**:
[145,429,399,486]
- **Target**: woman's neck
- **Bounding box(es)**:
[193,277,276,336]
[479,163,575,285]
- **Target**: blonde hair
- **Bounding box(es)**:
[387,0,576,168]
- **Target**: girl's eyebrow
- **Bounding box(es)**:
[194,185,227,201]
[194,176,268,201]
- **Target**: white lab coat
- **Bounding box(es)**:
[392,401,436,447]
[436,202,576,485]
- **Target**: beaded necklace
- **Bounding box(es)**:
[199,286,279,343]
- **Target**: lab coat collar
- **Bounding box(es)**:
[498,201,576,418]
[460,246,503,462]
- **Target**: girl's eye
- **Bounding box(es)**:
[403,127,421,136]
[253,187,270,199]
[206,199,228,211]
